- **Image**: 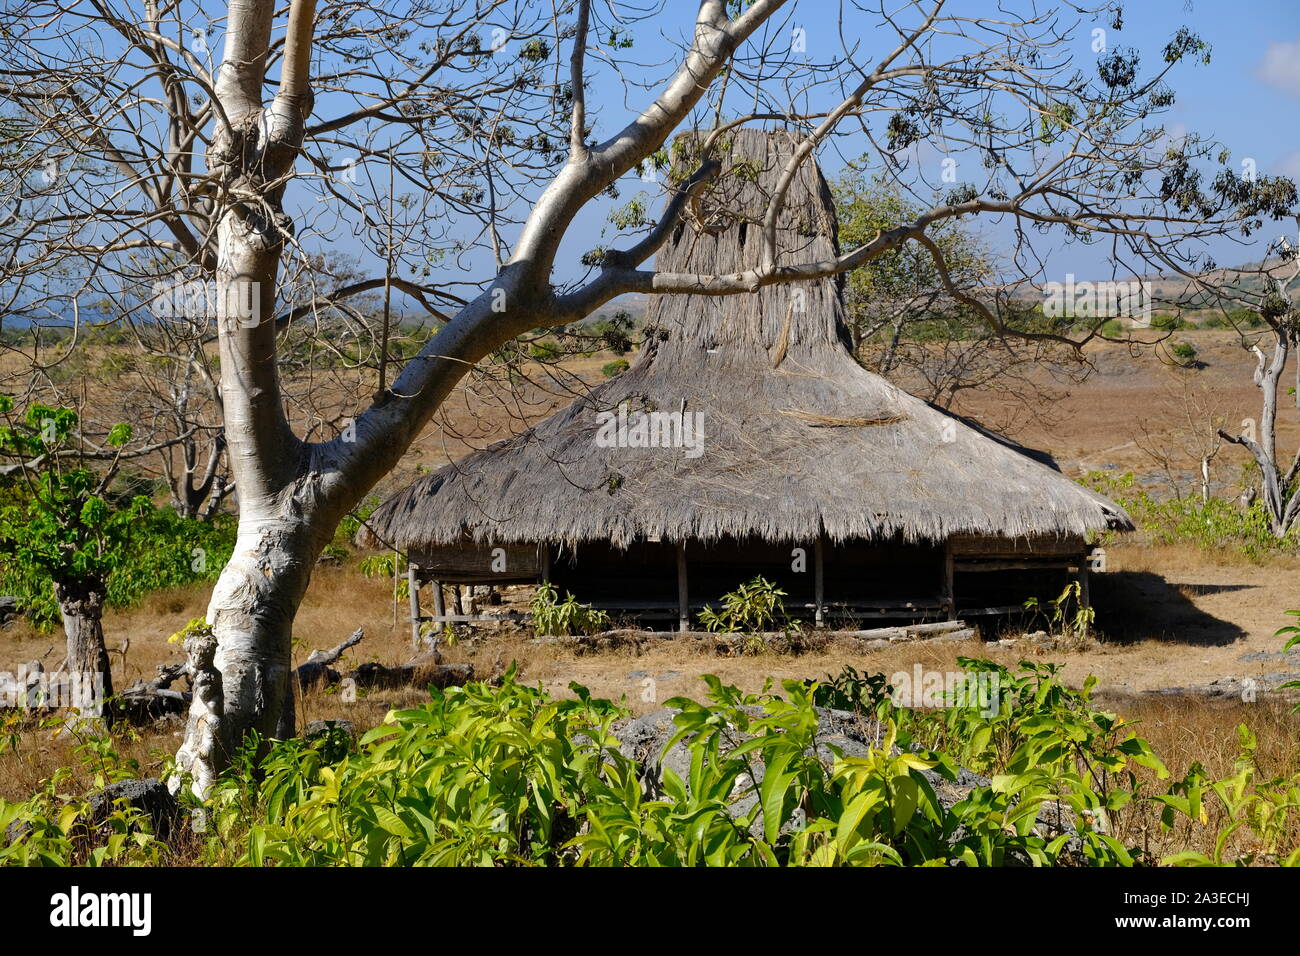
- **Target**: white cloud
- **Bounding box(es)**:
[1257,38,1300,95]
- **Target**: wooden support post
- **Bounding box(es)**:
[407,563,422,648]
[451,585,464,617]
[539,543,551,583]
[943,540,956,621]
[392,550,400,628]
[1077,556,1091,638]
[676,543,689,633]
[813,535,825,628]
[431,580,446,623]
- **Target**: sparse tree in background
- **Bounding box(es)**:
[1131,370,1228,502]
[0,401,139,707]
[834,164,994,356]
[832,165,1086,429]
[0,0,1295,792]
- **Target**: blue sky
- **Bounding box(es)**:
[541,0,1300,294]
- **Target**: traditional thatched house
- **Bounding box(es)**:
[362,130,1131,635]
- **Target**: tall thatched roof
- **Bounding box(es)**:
[363,129,1131,551]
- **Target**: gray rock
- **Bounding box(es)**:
[304,718,356,740]
[87,778,180,839]
[4,820,33,845]
[612,705,995,839]
[1239,650,1299,663]
[1146,672,1300,699]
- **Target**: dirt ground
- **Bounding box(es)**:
[951,330,1300,486]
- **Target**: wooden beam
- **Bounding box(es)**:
[538,543,551,582]
[813,535,825,627]
[417,612,527,624]
[961,604,1036,616]
[676,543,689,633]
[407,563,422,649]
[954,559,1080,572]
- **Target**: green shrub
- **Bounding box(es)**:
[698,575,788,633]
[601,359,630,378]
[528,339,561,361]
[4,661,1298,867]
[196,663,1152,866]
[530,582,611,635]
[1081,471,1297,556]
[1227,307,1265,329]
[1279,610,1300,714]
[0,498,235,630]
[1170,339,1198,365]
[0,398,236,629]
[0,715,171,866]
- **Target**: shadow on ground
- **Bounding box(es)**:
[1091,571,1247,646]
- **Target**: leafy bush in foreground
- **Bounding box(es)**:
[2,660,1297,867]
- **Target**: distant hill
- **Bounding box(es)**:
[1003,256,1297,311]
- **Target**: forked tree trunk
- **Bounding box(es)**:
[54,578,113,715]
[172,0,790,796]
[1219,328,1300,537]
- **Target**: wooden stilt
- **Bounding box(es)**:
[431,580,446,623]
[943,540,956,621]
[451,585,464,617]
[676,543,689,633]
[814,535,825,627]
[407,563,422,648]
[539,543,551,583]
[1077,557,1091,637]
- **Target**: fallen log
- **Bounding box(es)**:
[347,658,474,692]
[906,620,969,635]
[115,661,191,723]
[294,627,365,691]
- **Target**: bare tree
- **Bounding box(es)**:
[0,1,1294,792]
[1201,230,1300,534]
[1132,369,1229,502]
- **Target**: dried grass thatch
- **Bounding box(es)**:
[362,129,1131,551]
